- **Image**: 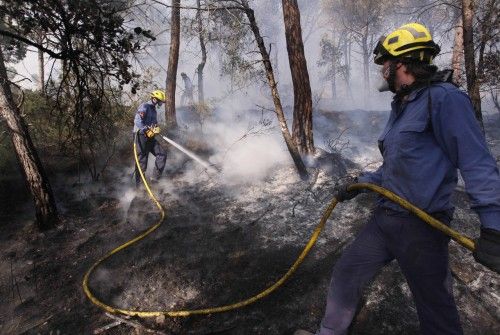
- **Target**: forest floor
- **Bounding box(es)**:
[0,110,499,335]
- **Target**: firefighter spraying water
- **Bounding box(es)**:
[132,89,218,188]
[133,90,168,187]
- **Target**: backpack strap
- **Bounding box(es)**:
[426,69,456,131]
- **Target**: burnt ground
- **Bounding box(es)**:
[0,111,499,335]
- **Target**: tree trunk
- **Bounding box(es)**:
[362,51,369,107]
[490,87,499,114]
[165,0,181,129]
[282,0,314,155]
[462,0,484,131]
[0,47,58,230]
[242,1,308,180]
[332,49,336,99]
[344,37,353,100]
[362,27,370,107]
[35,31,45,93]
[331,73,336,99]
[451,14,464,85]
[274,46,279,84]
[362,28,370,86]
[362,53,370,93]
[476,0,495,80]
[196,0,206,103]
[38,49,44,92]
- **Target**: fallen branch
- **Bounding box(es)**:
[249,204,273,225]
[17,315,53,334]
[93,320,122,334]
[103,313,167,335]
[9,256,23,303]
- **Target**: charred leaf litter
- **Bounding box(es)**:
[0,111,499,334]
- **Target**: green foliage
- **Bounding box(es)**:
[0,0,154,97]
[0,124,16,175]
[0,18,27,63]
[207,4,264,88]
[21,91,56,144]
[21,88,131,180]
[0,0,159,180]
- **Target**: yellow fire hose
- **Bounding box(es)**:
[82,135,476,318]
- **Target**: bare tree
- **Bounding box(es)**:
[318,33,347,100]
[282,0,315,155]
[462,0,484,130]
[241,0,309,179]
[298,0,321,45]
[341,34,354,100]
[0,47,58,229]
[477,0,499,114]
[165,0,181,129]
[476,0,498,85]
[491,86,500,114]
[451,13,464,85]
[196,0,207,103]
[322,0,387,103]
[34,31,45,92]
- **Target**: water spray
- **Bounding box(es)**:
[160,135,220,173]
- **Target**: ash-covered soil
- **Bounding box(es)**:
[0,111,499,335]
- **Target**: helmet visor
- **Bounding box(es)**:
[373,36,389,65]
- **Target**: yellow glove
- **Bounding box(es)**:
[145,125,160,138]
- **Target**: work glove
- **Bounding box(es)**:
[144,125,161,139]
[334,177,361,202]
[473,228,500,274]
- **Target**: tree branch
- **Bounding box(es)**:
[149,0,246,12]
[0,29,64,59]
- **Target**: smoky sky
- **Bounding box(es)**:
[124,0,463,111]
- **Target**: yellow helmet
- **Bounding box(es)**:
[150,90,166,102]
[373,23,440,65]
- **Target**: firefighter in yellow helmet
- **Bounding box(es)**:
[133,90,167,187]
[373,23,441,93]
[295,23,500,335]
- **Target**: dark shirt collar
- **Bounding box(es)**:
[390,85,428,116]
[392,85,428,107]
[406,86,428,102]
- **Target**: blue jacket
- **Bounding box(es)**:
[358,82,500,230]
[133,101,158,133]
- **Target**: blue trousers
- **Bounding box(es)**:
[134,133,167,186]
[319,208,462,335]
